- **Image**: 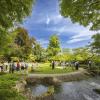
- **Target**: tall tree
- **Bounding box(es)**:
[47,34,61,57]
[8,27,36,60]
[0,0,35,58]
[60,0,100,30]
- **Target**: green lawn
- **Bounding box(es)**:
[0,73,26,100]
[31,63,75,74]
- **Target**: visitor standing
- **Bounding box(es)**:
[25,62,28,70]
[52,61,55,70]
[0,62,3,72]
[75,61,79,70]
[9,62,12,73]
[88,60,92,69]
[16,62,20,71]
[12,62,15,73]
[21,62,25,70]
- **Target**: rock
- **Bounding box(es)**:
[15,80,27,92]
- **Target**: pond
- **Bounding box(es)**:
[28,76,100,100]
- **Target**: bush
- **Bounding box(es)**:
[0,74,26,100]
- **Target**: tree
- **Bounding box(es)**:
[6,27,36,61]
[72,47,92,61]
[60,0,100,30]
[0,27,12,55]
[91,33,100,54]
[47,34,61,57]
[0,0,35,29]
[33,43,45,62]
[0,0,35,59]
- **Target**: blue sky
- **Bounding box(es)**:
[23,0,96,48]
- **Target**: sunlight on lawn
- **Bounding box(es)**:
[31,63,75,74]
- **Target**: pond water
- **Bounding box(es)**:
[28,76,100,100]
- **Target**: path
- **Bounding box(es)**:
[27,68,89,78]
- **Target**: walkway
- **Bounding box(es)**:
[28,68,89,78]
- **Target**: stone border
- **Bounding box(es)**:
[26,69,90,84]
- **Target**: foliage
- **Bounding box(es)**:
[51,54,73,61]
[91,33,100,54]
[27,54,36,62]
[0,0,35,59]
[0,0,35,29]
[72,47,92,61]
[5,27,36,61]
[0,74,26,100]
[60,0,100,30]
[33,43,45,62]
[47,34,61,57]
[0,27,13,55]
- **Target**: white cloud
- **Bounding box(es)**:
[46,22,97,44]
[66,27,98,44]
[31,13,67,25]
[37,39,49,46]
[46,16,50,25]
[49,14,64,24]
[67,37,90,44]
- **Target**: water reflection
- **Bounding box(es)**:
[28,77,100,100]
[29,84,48,96]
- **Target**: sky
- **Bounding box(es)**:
[22,0,96,49]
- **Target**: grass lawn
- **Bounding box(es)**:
[31,63,75,74]
[0,73,27,100]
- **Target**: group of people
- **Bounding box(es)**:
[51,61,80,70]
[51,60,92,70]
[9,62,29,73]
[0,61,38,73]
[0,61,28,73]
[0,60,93,73]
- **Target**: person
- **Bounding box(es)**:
[25,62,28,70]
[6,62,8,71]
[75,61,79,70]
[12,62,15,73]
[16,62,20,71]
[21,62,25,70]
[0,62,3,72]
[9,62,12,73]
[4,62,8,71]
[88,60,92,69]
[52,61,55,70]
[66,62,69,67]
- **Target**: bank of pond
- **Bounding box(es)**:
[0,69,100,100]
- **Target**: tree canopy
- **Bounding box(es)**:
[0,0,35,29]
[3,27,36,61]
[60,0,100,30]
[91,33,100,54]
[47,34,61,57]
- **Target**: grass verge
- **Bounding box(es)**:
[0,73,27,100]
